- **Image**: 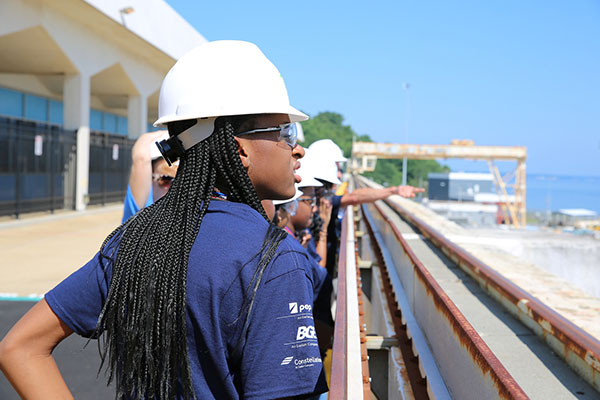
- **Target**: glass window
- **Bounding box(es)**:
[24,94,48,122]
[117,116,128,135]
[0,87,24,118]
[90,109,103,131]
[48,99,63,125]
[103,113,117,133]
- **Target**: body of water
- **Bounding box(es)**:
[526,174,600,214]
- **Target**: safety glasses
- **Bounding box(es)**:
[152,174,175,189]
[236,123,298,148]
[298,196,317,208]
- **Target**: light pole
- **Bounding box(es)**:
[402,82,410,186]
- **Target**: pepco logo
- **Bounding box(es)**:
[289,302,312,314]
[296,325,317,340]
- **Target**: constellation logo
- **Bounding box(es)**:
[281,356,294,365]
[289,302,298,314]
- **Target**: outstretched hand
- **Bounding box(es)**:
[392,185,425,198]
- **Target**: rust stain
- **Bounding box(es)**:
[370,201,528,399]
[381,198,600,379]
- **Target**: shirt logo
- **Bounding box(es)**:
[296,325,317,340]
[289,302,298,314]
[281,356,294,365]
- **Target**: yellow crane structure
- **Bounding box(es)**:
[351,140,528,228]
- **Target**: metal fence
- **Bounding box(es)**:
[0,117,77,217]
[0,116,133,217]
[88,130,133,206]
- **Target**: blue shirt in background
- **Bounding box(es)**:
[122,185,154,223]
[46,200,327,399]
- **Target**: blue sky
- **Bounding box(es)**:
[167,0,600,176]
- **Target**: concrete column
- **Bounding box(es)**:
[63,73,90,211]
[127,95,147,140]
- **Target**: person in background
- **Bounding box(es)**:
[122,130,178,222]
[308,139,425,275]
[295,149,333,268]
[273,189,333,354]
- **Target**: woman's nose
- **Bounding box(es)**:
[293,144,305,159]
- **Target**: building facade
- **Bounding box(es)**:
[0,0,206,214]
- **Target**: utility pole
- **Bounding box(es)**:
[402,82,410,186]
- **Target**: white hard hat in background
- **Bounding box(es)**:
[273,186,303,205]
[296,149,325,188]
[309,139,347,163]
[302,149,342,185]
[295,122,305,143]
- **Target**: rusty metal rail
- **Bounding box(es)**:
[364,201,528,399]
[356,175,600,394]
[382,196,600,393]
[330,204,371,399]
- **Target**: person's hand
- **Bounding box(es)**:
[392,185,425,198]
[299,231,312,248]
[131,131,168,162]
[318,197,333,227]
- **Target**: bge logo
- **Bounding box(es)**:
[296,325,317,340]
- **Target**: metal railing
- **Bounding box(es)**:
[330,204,371,399]
[357,175,600,395]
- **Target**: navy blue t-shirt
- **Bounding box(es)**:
[46,200,328,399]
[306,235,322,264]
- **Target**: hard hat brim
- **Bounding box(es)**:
[153,105,308,127]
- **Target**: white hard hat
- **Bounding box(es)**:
[302,149,342,185]
[155,40,307,127]
[295,122,305,143]
[153,41,308,165]
[273,186,303,205]
[296,149,324,188]
[309,139,347,163]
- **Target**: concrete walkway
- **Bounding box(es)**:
[0,205,123,298]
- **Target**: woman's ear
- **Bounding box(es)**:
[234,136,251,170]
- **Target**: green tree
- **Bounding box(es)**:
[300,112,370,156]
[301,111,450,191]
[362,159,450,188]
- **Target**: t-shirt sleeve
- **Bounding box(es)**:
[238,250,328,399]
[122,185,154,223]
[45,251,112,338]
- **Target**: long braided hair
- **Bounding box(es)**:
[95,116,288,399]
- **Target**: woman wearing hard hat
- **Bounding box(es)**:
[0,41,328,399]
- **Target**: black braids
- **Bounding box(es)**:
[220,125,267,218]
[95,117,289,399]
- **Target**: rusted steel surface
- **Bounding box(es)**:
[357,250,372,398]
[371,201,529,399]
[329,209,349,400]
[382,197,600,392]
[361,203,430,399]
